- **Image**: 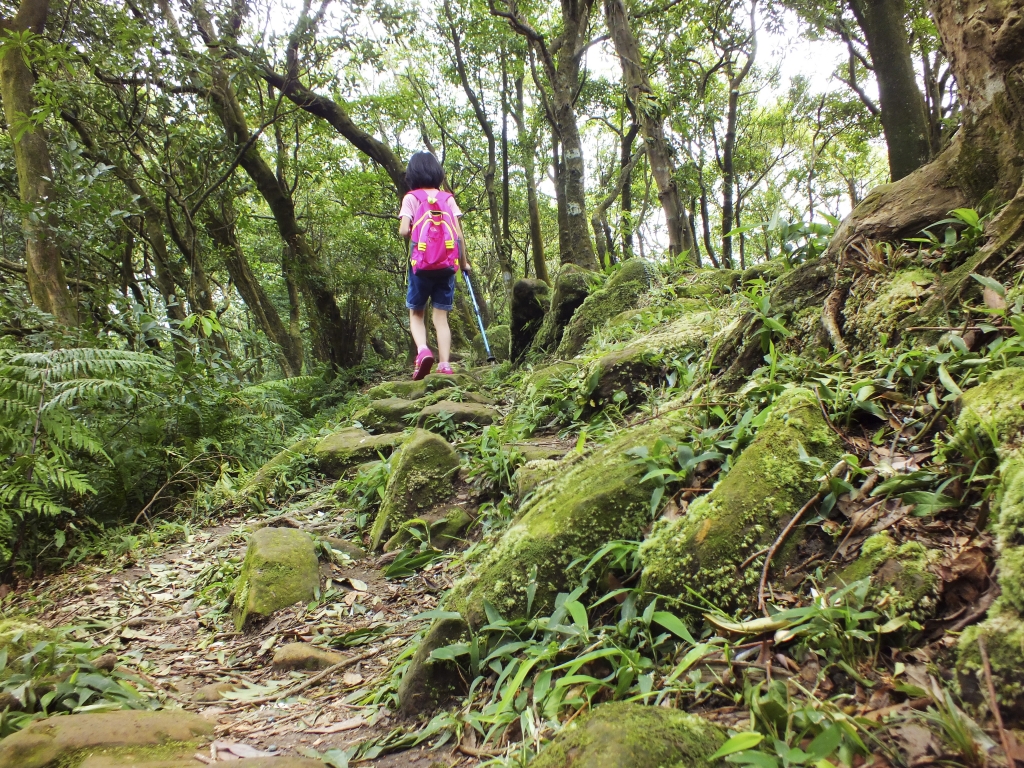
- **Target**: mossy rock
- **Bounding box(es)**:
[557,260,652,358]
[742,258,788,285]
[530,701,726,768]
[507,440,567,463]
[369,429,459,550]
[530,264,595,353]
[584,309,725,408]
[192,681,241,703]
[367,373,464,401]
[524,362,580,398]
[445,413,691,627]
[473,324,511,363]
[513,458,561,502]
[957,609,1024,723]
[0,619,54,659]
[235,438,315,501]
[79,756,318,767]
[312,428,405,478]
[354,397,423,431]
[323,537,367,561]
[641,388,844,614]
[232,528,320,631]
[675,267,741,300]
[272,642,345,671]
[993,450,1024,614]
[955,367,1024,456]
[384,506,474,551]
[511,278,551,361]
[416,401,500,429]
[833,532,941,619]
[844,268,936,349]
[0,710,214,768]
[396,616,470,715]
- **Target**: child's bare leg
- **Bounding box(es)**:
[409,309,428,350]
[432,307,451,363]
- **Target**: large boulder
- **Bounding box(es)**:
[232,528,319,631]
[445,413,690,626]
[473,324,510,363]
[832,531,941,619]
[354,397,423,431]
[417,401,501,429]
[641,388,844,614]
[313,428,404,478]
[530,264,594,353]
[396,616,470,715]
[556,259,652,358]
[0,710,214,768]
[511,278,551,362]
[530,701,726,768]
[369,429,459,550]
[367,372,474,401]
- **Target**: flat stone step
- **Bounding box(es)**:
[416,401,500,428]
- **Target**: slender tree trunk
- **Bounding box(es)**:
[446,1,514,294]
[501,50,511,252]
[552,131,570,258]
[848,0,932,180]
[620,118,639,258]
[192,2,357,368]
[721,80,740,268]
[0,0,77,324]
[206,204,303,376]
[512,75,547,283]
[605,0,695,260]
[592,150,643,268]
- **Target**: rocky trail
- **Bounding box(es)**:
[1,369,540,768]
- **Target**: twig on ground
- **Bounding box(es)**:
[977,635,1015,767]
[758,460,847,614]
[219,647,382,712]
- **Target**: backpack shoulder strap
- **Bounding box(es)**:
[410,189,428,204]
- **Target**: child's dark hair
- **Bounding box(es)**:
[406,151,444,190]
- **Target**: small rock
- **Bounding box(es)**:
[232,528,320,632]
[92,653,119,672]
[313,428,404,478]
[192,681,241,703]
[416,401,500,429]
[324,537,367,561]
[354,398,423,431]
[272,642,345,672]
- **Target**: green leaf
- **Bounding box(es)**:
[710,732,764,759]
[429,643,470,662]
[652,611,695,644]
[937,364,962,396]
[726,751,779,768]
[806,725,842,759]
[566,600,589,633]
[970,273,1006,297]
[902,491,960,516]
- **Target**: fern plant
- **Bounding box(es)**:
[0,346,169,573]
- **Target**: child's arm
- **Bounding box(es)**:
[454,217,471,272]
[398,216,411,239]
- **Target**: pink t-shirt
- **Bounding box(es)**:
[399,189,463,221]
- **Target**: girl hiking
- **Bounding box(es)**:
[398,151,472,380]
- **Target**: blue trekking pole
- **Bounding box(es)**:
[463,271,495,363]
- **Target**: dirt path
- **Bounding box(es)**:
[12,484,482,767]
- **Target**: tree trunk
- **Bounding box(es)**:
[446,1,514,295]
[192,2,357,369]
[513,75,548,283]
[620,119,639,258]
[605,0,695,260]
[206,205,303,376]
[829,0,1024,325]
[0,0,77,325]
[721,80,740,268]
[848,0,932,180]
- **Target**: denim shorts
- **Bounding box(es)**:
[406,267,456,311]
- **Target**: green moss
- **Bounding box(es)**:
[992,450,1024,614]
[844,269,936,348]
[367,373,473,401]
[640,388,843,614]
[955,368,1024,456]
[675,268,741,300]
[474,324,511,363]
[416,401,500,429]
[445,413,691,626]
[742,258,788,285]
[513,458,561,501]
[354,397,423,431]
[369,429,459,550]
[232,528,319,631]
[530,701,726,768]
[312,428,404,478]
[557,260,652,358]
[957,609,1024,720]
[384,506,473,551]
[834,532,940,618]
[531,264,594,353]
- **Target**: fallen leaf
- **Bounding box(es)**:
[348,578,368,592]
[306,716,366,734]
[342,671,363,685]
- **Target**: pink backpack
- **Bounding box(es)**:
[409,189,460,274]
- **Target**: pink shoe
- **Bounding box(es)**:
[437,363,454,375]
[413,347,434,380]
